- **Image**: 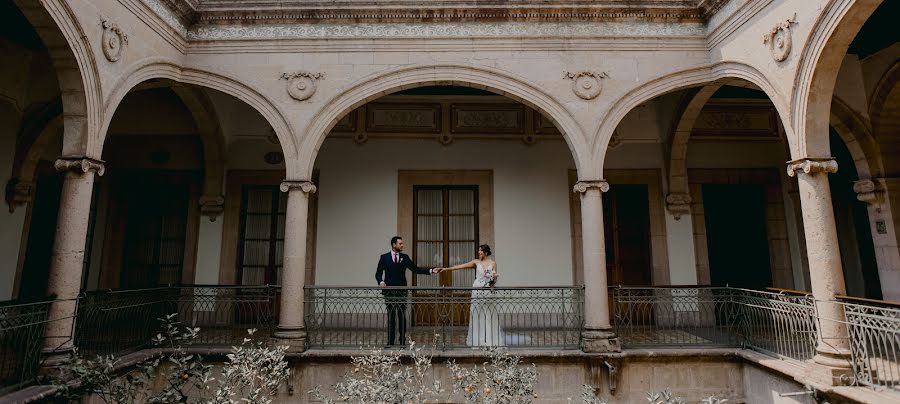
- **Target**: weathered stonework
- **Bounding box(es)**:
[563,71,609,100]
[280,71,324,102]
[54,157,106,176]
[853,179,884,205]
[786,158,838,178]
[573,180,610,194]
[199,194,225,221]
[280,180,317,194]
[762,14,797,62]
[666,192,693,220]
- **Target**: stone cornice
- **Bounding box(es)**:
[157,0,727,27]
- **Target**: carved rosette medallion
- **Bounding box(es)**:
[763,15,797,62]
[573,180,610,193]
[54,157,106,176]
[280,180,318,194]
[853,179,884,205]
[786,158,837,177]
[101,18,128,62]
[563,71,608,100]
[280,72,324,101]
[199,195,226,221]
[666,193,693,220]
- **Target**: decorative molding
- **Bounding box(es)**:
[853,179,884,205]
[101,18,128,62]
[563,71,608,100]
[199,195,225,221]
[280,181,317,194]
[450,104,524,134]
[280,71,324,101]
[573,180,610,193]
[366,103,441,133]
[54,157,106,176]
[666,193,693,220]
[4,179,34,213]
[188,22,705,41]
[762,14,797,62]
[786,158,837,177]
[608,130,622,149]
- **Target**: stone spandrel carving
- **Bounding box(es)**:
[573,180,610,193]
[763,14,797,62]
[563,71,608,100]
[280,181,317,194]
[101,18,128,62]
[280,71,324,101]
[786,158,837,177]
[54,157,106,176]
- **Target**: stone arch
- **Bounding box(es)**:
[830,96,882,179]
[170,86,227,220]
[299,64,592,179]
[868,59,900,137]
[792,0,883,158]
[595,62,793,172]
[13,0,101,157]
[99,59,300,178]
[5,98,62,212]
[665,83,725,218]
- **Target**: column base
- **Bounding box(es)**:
[273,326,307,352]
[807,349,854,386]
[40,346,74,374]
[582,329,621,353]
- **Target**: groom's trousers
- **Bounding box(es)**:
[383,290,407,345]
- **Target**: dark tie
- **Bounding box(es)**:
[393,254,398,264]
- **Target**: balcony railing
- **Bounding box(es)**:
[838,296,900,392]
[304,286,584,350]
[612,287,818,362]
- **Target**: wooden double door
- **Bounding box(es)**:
[603,184,653,288]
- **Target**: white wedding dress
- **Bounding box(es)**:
[466,260,505,347]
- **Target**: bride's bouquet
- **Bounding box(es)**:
[475,270,497,289]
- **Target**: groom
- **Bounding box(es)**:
[376,236,439,346]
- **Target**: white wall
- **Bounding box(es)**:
[313,139,576,287]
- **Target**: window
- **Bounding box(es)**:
[237,186,286,285]
[413,186,478,287]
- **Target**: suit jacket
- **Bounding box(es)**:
[376,252,431,286]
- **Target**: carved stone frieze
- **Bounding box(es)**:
[573,180,610,194]
[853,179,884,205]
[54,157,106,176]
[763,14,797,62]
[101,18,128,62]
[280,181,317,194]
[199,195,225,221]
[280,71,324,101]
[5,178,34,213]
[786,158,837,178]
[563,71,608,100]
[666,193,693,220]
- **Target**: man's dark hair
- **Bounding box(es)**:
[390,236,403,246]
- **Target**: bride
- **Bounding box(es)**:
[438,244,505,347]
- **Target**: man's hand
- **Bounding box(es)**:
[432,268,443,274]
[379,281,386,287]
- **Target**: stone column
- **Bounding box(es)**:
[574,180,620,353]
[274,180,316,351]
[787,158,852,383]
[43,157,104,362]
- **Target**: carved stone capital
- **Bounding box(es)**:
[199,195,225,221]
[853,179,884,205]
[666,193,693,220]
[280,71,324,101]
[101,18,128,62]
[762,14,797,62]
[563,71,608,100]
[573,180,610,193]
[54,157,106,177]
[786,158,837,178]
[280,180,317,194]
[5,178,34,213]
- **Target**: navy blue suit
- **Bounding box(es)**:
[376,252,432,345]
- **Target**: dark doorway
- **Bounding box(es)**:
[603,184,653,287]
[18,171,62,301]
[702,184,771,289]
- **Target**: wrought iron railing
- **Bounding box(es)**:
[838,296,900,392]
[304,286,584,350]
[612,286,818,362]
[0,299,73,393]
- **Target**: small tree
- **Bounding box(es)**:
[446,348,537,404]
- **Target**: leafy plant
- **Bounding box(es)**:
[446,347,537,404]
